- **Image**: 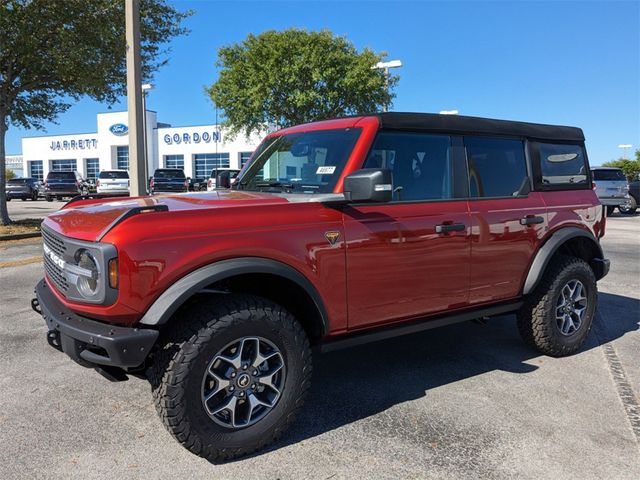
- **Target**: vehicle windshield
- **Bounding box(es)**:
[155,169,185,179]
[236,128,362,194]
[593,169,626,181]
[99,171,129,179]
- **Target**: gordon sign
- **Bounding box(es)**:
[164,130,221,145]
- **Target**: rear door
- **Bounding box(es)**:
[343,131,471,330]
[464,136,548,304]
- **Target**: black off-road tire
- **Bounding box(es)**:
[148,295,312,462]
[606,205,615,216]
[45,195,53,202]
[517,255,597,357]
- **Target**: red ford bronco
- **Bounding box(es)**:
[33,113,609,461]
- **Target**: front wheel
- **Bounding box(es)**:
[517,256,597,357]
[149,295,312,462]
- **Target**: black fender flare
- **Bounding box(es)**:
[522,227,605,295]
[138,257,329,334]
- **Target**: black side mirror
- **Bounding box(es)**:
[343,168,393,203]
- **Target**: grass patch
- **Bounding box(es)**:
[0,218,42,236]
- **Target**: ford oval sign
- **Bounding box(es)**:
[109,123,128,136]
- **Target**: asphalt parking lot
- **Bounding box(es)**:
[5,198,66,221]
[0,208,638,479]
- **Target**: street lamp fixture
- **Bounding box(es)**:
[372,59,402,112]
[618,144,632,159]
[439,110,459,115]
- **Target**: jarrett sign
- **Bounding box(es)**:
[50,138,98,151]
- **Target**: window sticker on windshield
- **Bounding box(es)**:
[316,166,336,175]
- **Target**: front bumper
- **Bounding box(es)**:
[33,279,158,369]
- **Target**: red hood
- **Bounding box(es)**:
[42,190,291,242]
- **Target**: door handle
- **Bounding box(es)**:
[520,215,544,226]
[435,223,466,234]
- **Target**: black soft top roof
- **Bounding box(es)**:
[375,112,584,142]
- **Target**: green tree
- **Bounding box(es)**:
[207,29,398,138]
[5,168,15,181]
[0,0,191,225]
[602,149,640,181]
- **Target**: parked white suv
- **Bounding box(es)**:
[207,168,240,191]
[96,170,130,196]
[591,167,630,215]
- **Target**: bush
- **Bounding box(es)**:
[602,150,640,181]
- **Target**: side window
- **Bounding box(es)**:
[538,143,588,187]
[364,132,453,201]
[465,137,527,198]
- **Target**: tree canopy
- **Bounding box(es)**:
[602,149,640,181]
[0,0,191,224]
[207,29,398,138]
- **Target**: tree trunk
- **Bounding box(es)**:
[0,117,11,225]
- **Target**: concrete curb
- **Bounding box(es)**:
[0,232,42,242]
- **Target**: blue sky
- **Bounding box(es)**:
[6,0,639,165]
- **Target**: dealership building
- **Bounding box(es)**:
[19,111,263,181]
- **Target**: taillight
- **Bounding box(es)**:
[208,179,212,188]
[592,182,597,190]
[43,181,48,187]
[75,181,80,188]
[184,180,189,187]
[96,180,100,187]
[150,179,154,188]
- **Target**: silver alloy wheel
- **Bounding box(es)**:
[555,279,588,336]
[201,336,285,429]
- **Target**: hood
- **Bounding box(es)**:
[42,190,291,242]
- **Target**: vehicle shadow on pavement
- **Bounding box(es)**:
[255,292,639,458]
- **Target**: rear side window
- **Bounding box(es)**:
[154,169,185,179]
[47,172,75,180]
[99,171,129,179]
[539,143,588,186]
[364,131,453,201]
[465,137,527,198]
[593,169,625,181]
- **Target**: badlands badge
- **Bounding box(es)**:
[325,231,340,246]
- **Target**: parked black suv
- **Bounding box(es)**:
[150,168,188,194]
[44,171,88,201]
[6,177,39,201]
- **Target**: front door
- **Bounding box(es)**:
[343,131,471,330]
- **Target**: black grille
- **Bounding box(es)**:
[42,228,67,256]
[42,228,68,294]
[43,255,69,292]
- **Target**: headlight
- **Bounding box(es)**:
[75,249,99,297]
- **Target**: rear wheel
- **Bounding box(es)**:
[517,255,597,357]
[21,197,26,201]
[31,190,38,201]
[149,295,312,462]
[619,196,637,215]
[606,205,615,216]
[45,195,53,202]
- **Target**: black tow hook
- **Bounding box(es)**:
[31,297,41,315]
[47,330,63,352]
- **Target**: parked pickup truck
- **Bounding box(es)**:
[150,168,188,194]
[33,112,609,462]
[44,171,88,201]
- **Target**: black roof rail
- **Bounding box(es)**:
[96,205,169,242]
[65,194,126,207]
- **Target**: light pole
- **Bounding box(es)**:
[125,0,146,196]
[373,60,402,112]
[142,83,153,193]
[618,144,632,159]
